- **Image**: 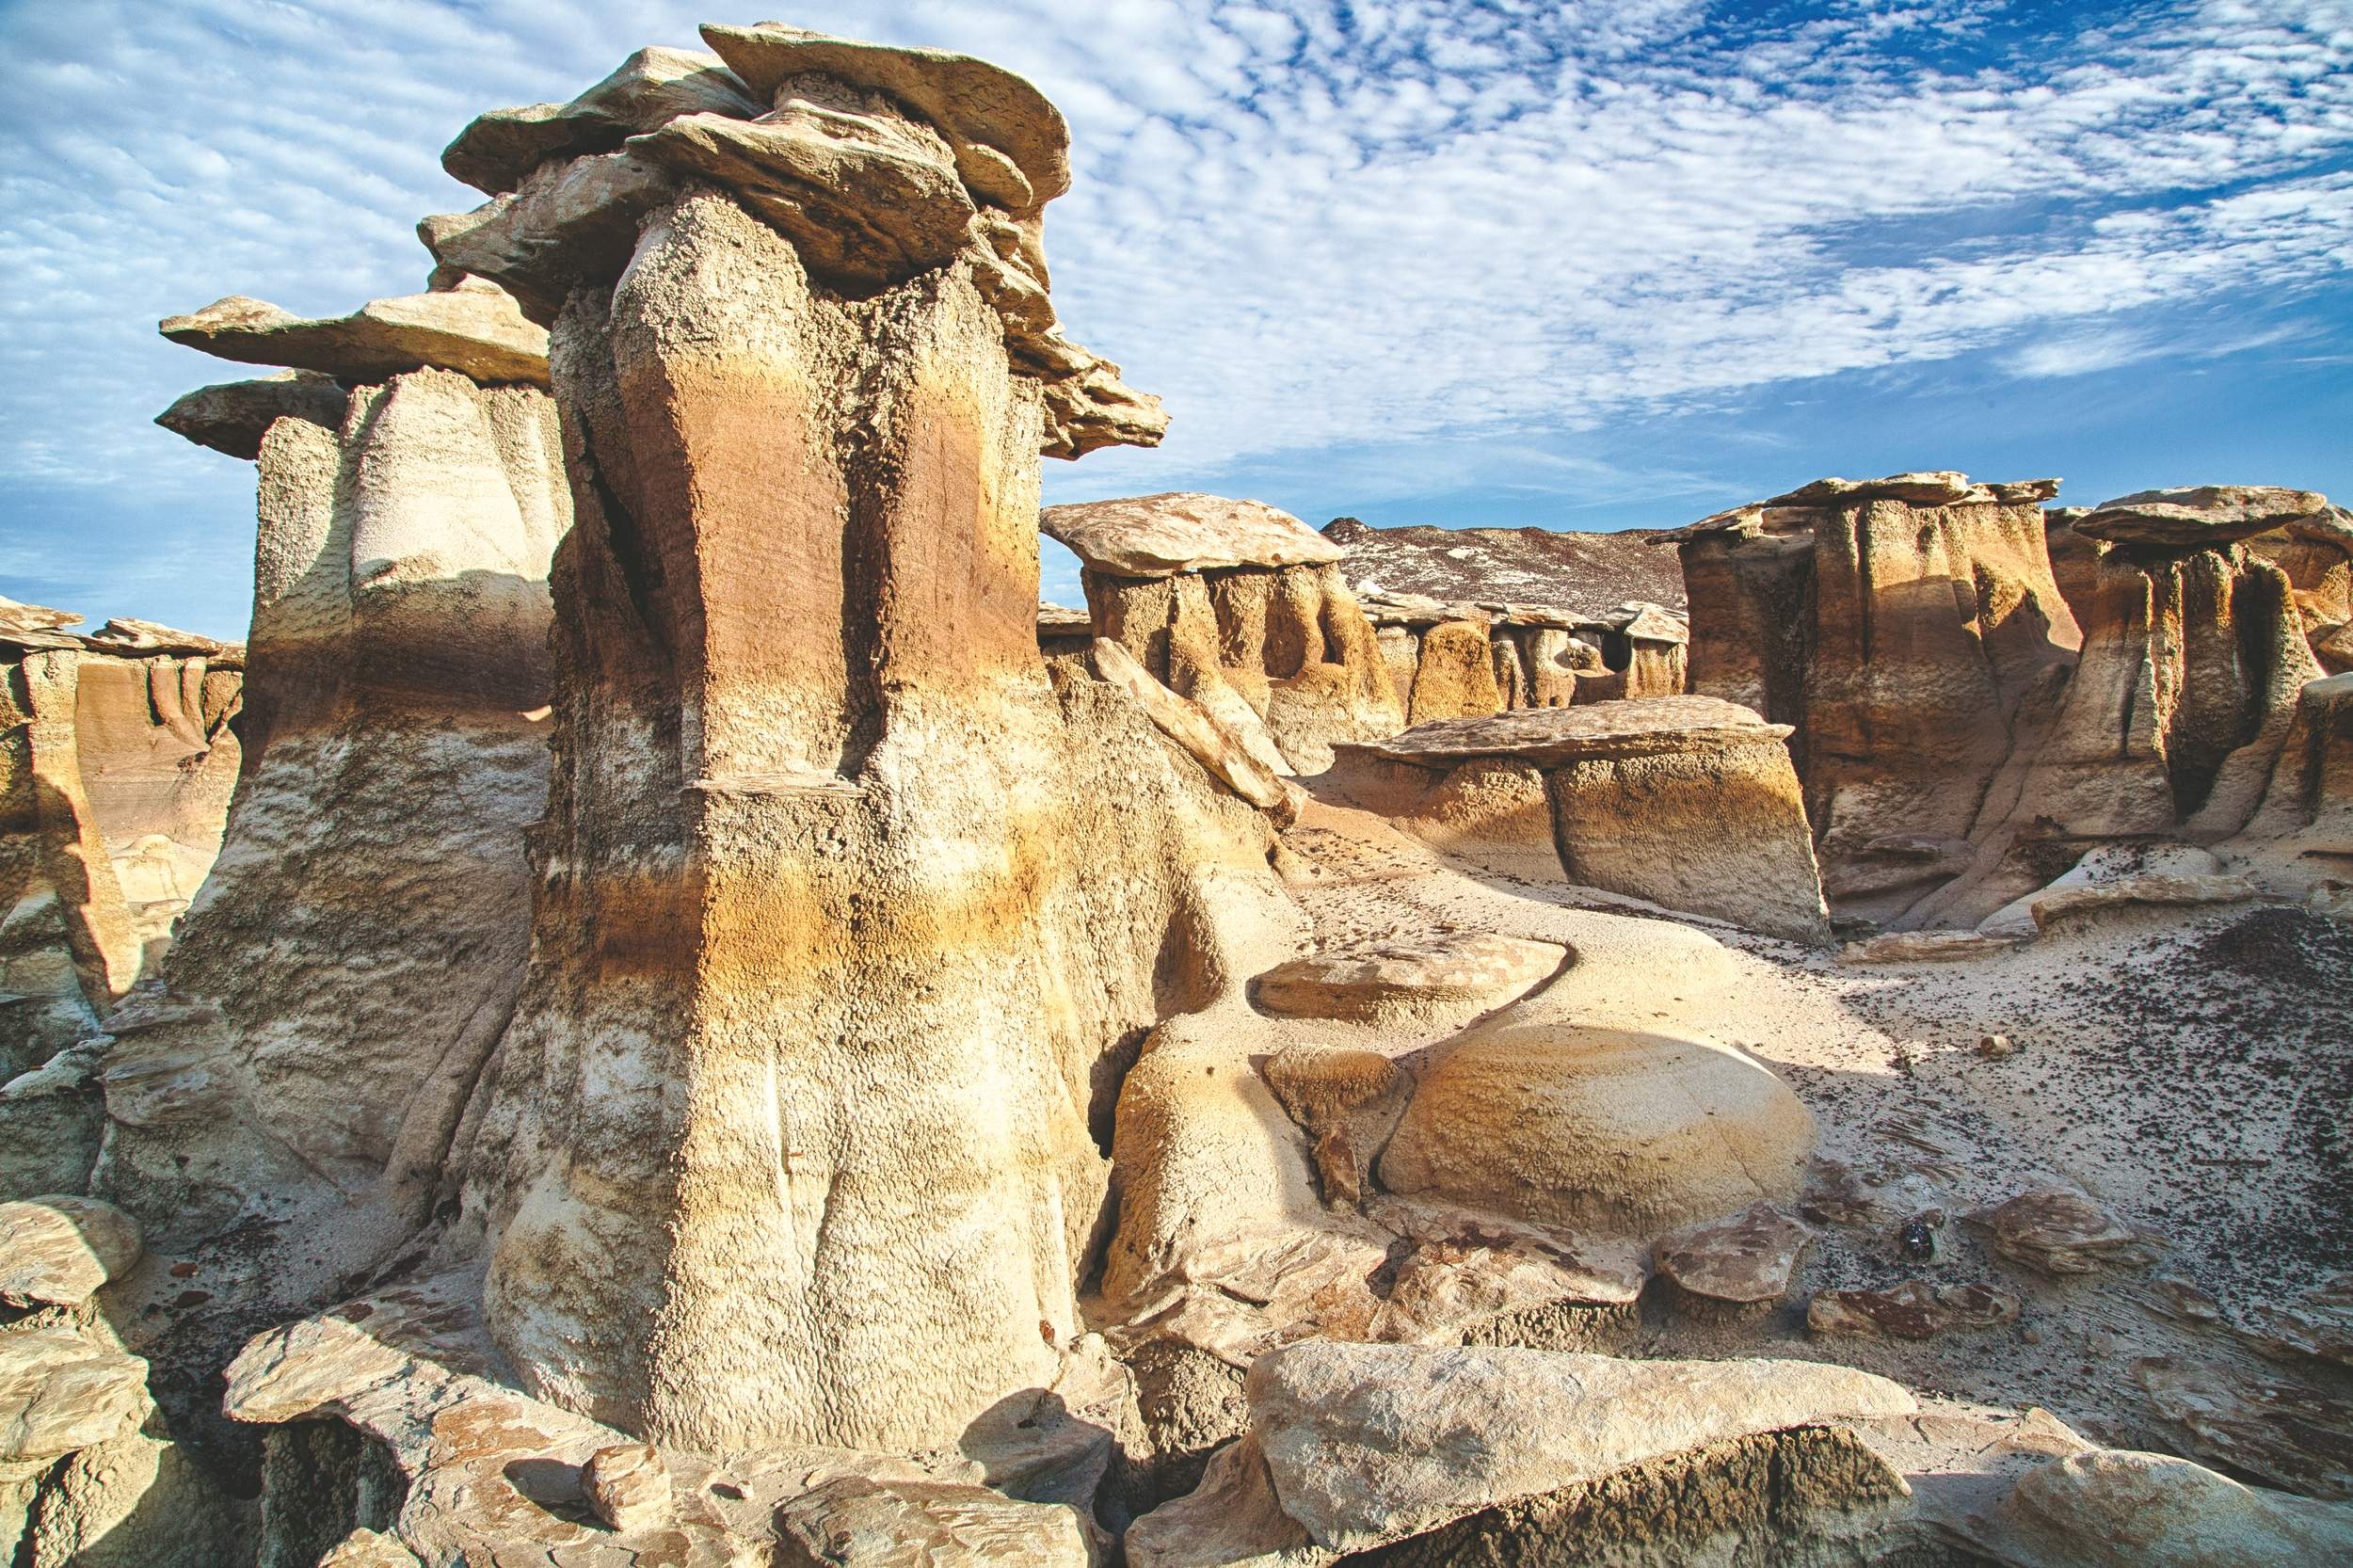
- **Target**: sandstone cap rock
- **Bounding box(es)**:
[1043,493,1343,579]
[0,594,84,649]
[699,22,1072,215]
[82,618,243,659]
[1345,695,1787,769]
[1764,471,1982,507]
[160,286,550,388]
[154,370,348,460]
[0,1195,144,1307]
[2001,1447,2353,1567]
[442,45,761,196]
[1253,933,1563,1021]
[1614,600,1689,644]
[2077,486,2331,548]
[0,1325,151,1463]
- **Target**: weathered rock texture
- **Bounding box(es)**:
[1323,516,1685,616]
[123,300,566,1256]
[1055,493,1405,773]
[1357,595,1688,729]
[1329,697,1831,941]
[421,32,1296,1455]
[1678,475,2353,928]
[1672,472,2080,926]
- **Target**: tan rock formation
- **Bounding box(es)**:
[1329,697,1831,942]
[1058,494,1404,772]
[1673,472,2082,925]
[154,371,347,461]
[120,300,566,1254]
[159,284,551,388]
[412,33,1294,1456]
[0,622,140,1057]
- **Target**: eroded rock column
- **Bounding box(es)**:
[433,25,1293,1452]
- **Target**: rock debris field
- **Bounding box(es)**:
[4,19,2352,1568]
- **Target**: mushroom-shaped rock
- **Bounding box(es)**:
[1238,1341,1914,1553]
[1253,933,1561,1020]
[159,287,549,387]
[1380,1018,1815,1238]
[0,1196,143,1307]
[2001,1448,2353,1568]
[154,370,348,460]
[699,22,1073,215]
[1044,492,1343,580]
[2077,486,2331,549]
[442,45,762,196]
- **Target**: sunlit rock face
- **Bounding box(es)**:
[430,27,1292,1452]
[1671,474,2084,927]
[124,316,568,1250]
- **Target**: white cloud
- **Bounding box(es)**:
[1,0,2348,632]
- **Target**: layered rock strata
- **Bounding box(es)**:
[1929,486,2334,924]
[1050,492,1405,772]
[1671,472,2080,925]
[122,282,567,1255]
[1327,696,1831,941]
[421,31,1295,1453]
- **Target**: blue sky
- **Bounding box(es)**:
[3,0,2348,634]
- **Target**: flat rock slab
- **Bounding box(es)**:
[1254,933,1562,1020]
[2030,872,2259,927]
[2001,1447,2353,1568]
[443,45,761,195]
[1965,1189,2163,1274]
[2136,1356,2353,1502]
[774,1475,1091,1567]
[1044,492,1342,578]
[2236,1274,2353,1369]
[1807,1279,2020,1339]
[1345,695,1787,769]
[1655,1203,1812,1304]
[1841,931,2029,964]
[700,22,1073,214]
[1243,1340,1913,1551]
[153,370,348,460]
[161,288,550,387]
[2077,486,2330,548]
[0,1195,142,1306]
[0,1325,150,1464]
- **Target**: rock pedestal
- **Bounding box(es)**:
[434,27,1291,1452]
[124,290,568,1249]
[1053,493,1405,773]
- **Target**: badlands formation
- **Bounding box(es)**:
[3,22,2350,1568]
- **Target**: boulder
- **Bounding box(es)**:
[0,1327,151,1467]
[1380,1019,1815,1238]
[1654,1203,1812,1306]
[1044,493,1342,579]
[1965,1189,2162,1274]
[1252,933,1561,1021]
[159,286,550,388]
[1236,1341,1913,1552]
[0,1196,142,1306]
[581,1442,674,1532]
[1806,1279,2021,1339]
[1090,638,1305,821]
[1261,1046,1413,1206]
[2000,1448,2353,1568]
[153,370,348,460]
